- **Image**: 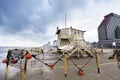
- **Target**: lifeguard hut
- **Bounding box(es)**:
[56,26,95,57]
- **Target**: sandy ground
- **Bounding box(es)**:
[2,49,120,80]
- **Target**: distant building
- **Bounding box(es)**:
[98,13,120,48]
[56,26,85,47]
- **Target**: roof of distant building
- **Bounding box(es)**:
[98,12,120,29]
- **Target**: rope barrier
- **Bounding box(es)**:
[70,57,93,70]
[99,53,110,60]
[32,54,64,68]
[3,48,114,79]
[53,55,64,65]
[32,55,50,67]
[34,54,64,60]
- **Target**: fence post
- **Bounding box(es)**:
[23,57,28,80]
[4,63,8,80]
[115,49,120,68]
[95,51,100,73]
[64,50,67,77]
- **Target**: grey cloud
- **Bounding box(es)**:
[0,0,87,43]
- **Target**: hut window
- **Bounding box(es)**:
[74,31,76,34]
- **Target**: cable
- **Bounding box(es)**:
[32,55,50,67]
[99,52,112,60]
[71,57,93,70]
[32,54,64,67]
[80,57,93,69]
[54,54,64,65]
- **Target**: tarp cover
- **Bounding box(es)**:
[7,49,28,65]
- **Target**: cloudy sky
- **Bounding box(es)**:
[0,0,120,47]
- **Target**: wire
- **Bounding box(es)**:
[71,57,93,70]
[99,53,112,60]
[54,55,64,65]
[80,57,93,69]
[32,54,64,67]
[32,55,50,67]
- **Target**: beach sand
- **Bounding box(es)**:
[3,49,120,80]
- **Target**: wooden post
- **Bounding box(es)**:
[20,59,22,77]
[40,49,44,74]
[5,63,8,74]
[23,58,28,80]
[77,42,80,58]
[64,50,67,77]
[95,51,100,73]
[4,63,8,80]
[114,49,120,68]
[117,59,120,68]
[78,49,80,58]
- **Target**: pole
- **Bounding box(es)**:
[114,49,120,68]
[4,63,8,80]
[5,63,8,74]
[23,57,28,80]
[95,51,100,73]
[20,59,22,77]
[78,49,79,58]
[64,50,67,77]
[101,43,103,54]
[41,49,44,74]
[65,13,66,28]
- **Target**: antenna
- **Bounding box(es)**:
[65,13,67,28]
